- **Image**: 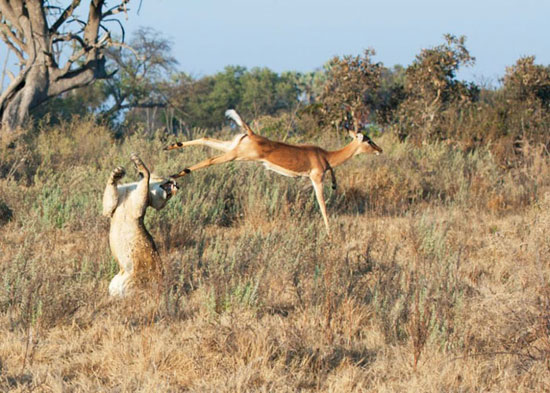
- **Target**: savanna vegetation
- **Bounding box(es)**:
[1,24,550,392]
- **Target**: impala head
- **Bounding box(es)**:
[349,130,383,155]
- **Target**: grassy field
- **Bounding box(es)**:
[1,119,549,392]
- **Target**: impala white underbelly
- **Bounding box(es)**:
[262,161,305,177]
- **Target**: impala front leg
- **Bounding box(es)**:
[311,174,331,235]
[327,164,337,190]
[170,152,237,178]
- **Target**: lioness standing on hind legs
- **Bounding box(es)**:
[102,153,178,297]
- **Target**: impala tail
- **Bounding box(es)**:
[225,109,255,136]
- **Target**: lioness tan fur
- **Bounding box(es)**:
[102,154,178,297]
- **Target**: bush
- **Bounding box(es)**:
[0,199,12,225]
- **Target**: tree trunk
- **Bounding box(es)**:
[0,0,125,135]
[0,56,107,132]
[1,64,49,131]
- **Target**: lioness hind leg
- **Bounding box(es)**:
[109,270,133,297]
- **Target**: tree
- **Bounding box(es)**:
[396,34,477,141]
[375,65,406,126]
[0,0,134,133]
[295,69,326,105]
[102,26,177,127]
[163,72,216,131]
[319,49,382,132]
[502,56,550,107]
[500,56,550,145]
[240,67,299,119]
[162,66,300,131]
[207,65,245,122]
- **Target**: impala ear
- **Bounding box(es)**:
[356,133,364,142]
[348,130,357,138]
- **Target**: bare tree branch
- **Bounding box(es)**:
[49,57,114,97]
[54,32,110,77]
[0,33,26,64]
[1,48,9,91]
[44,5,64,12]
[100,17,126,42]
[67,17,88,32]
[0,17,26,50]
[52,32,87,48]
[0,0,23,31]
[108,40,142,61]
[102,0,131,18]
[121,101,166,110]
[102,98,166,120]
[50,0,82,33]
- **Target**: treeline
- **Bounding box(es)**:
[34,29,550,162]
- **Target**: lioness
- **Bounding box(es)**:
[102,153,178,297]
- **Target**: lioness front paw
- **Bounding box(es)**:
[130,153,147,172]
[110,166,126,184]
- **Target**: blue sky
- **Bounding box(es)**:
[1,0,549,87]
[120,0,549,84]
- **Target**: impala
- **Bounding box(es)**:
[165,109,382,234]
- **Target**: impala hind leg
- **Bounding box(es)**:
[164,137,241,153]
[170,151,237,178]
[311,175,331,235]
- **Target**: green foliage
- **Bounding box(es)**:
[21,31,550,167]
[30,83,107,126]
[204,66,245,123]
[395,34,478,142]
[166,66,300,130]
[295,69,328,105]
[0,198,12,225]
[240,68,299,118]
[503,56,550,106]
[320,49,383,131]
[375,65,407,125]
[105,27,178,129]
[498,57,550,147]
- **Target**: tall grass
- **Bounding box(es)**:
[0,118,549,391]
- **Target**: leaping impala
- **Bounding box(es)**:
[164,109,383,234]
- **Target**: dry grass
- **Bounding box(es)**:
[1,119,549,392]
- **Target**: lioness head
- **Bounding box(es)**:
[149,176,179,210]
